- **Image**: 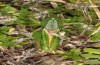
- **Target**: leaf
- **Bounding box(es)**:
[8,28,15,34]
[1,5,17,14]
[0,26,9,34]
[50,35,59,50]
[0,35,16,48]
[91,26,100,36]
[82,54,100,59]
[18,8,29,19]
[33,31,42,43]
[0,2,6,6]
[84,60,100,64]
[69,0,78,3]
[95,22,100,27]
[46,0,66,3]
[50,2,58,8]
[83,48,100,54]
[63,49,81,60]
[29,17,41,28]
[89,0,100,19]
[41,29,49,50]
[92,43,100,48]
[91,31,100,42]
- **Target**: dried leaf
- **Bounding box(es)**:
[91,26,100,36]
[89,0,100,19]
[47,0,66,3]
[50,2,58,8]
[16,38,29,43]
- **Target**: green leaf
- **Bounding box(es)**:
[73,62,84,65]
[84,60,100,64]
[33,31,42,43]
[50,36,59,51]
[0,2,6,6]
[40,29,49,50]
[29,17,41,28]
[70,16,84,22]
[83,48,100,54]
[1,5,17,14]
[95,22,100,27]
[69,0,78,3]
[82,54,100,59]
[91,31,100,42]
[0,26,9,34]
[63,49,81,60]
[18,8,29,19]
[0,35,16,48]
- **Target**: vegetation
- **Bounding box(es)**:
[0,0,100,65]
